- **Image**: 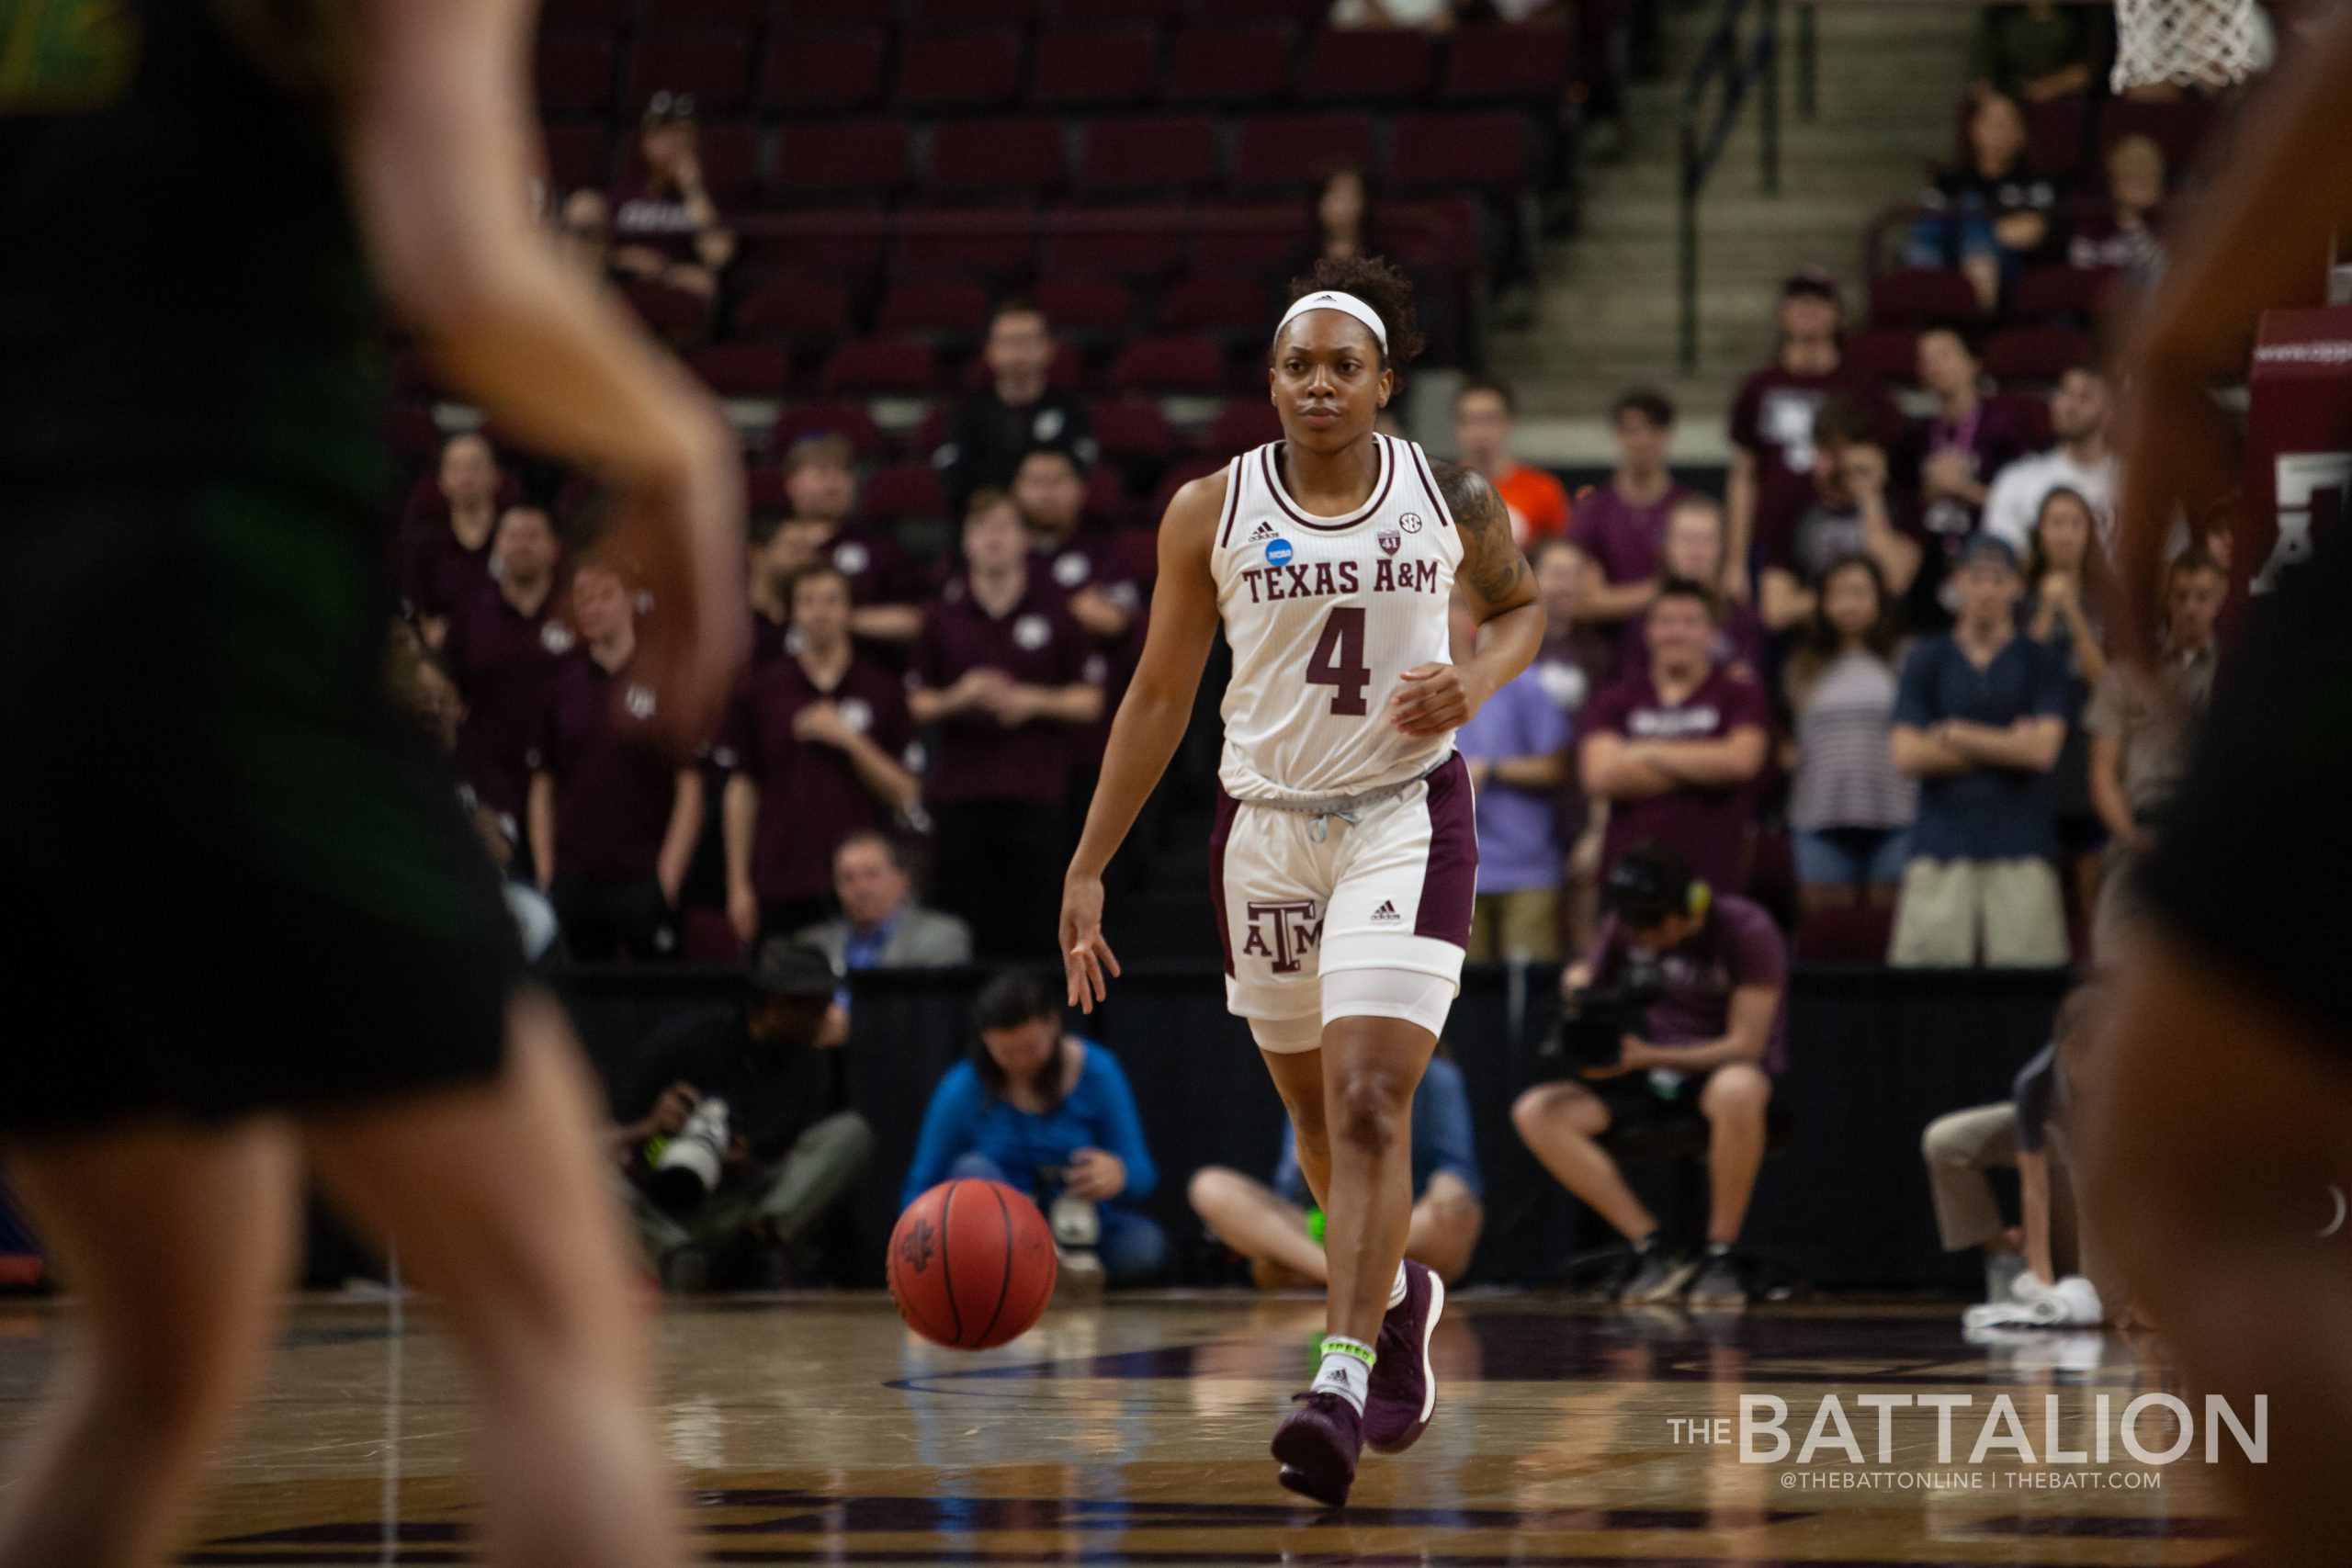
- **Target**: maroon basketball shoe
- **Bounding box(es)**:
[1363,1260,1445,1454]
[1272,1390,1363,1507]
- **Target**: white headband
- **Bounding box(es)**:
[1277,289,1388,350]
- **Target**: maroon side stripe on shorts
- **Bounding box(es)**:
[1413,753,1478,945]
[1210,786,1240,976]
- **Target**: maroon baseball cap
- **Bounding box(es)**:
[1781,267,1841,306]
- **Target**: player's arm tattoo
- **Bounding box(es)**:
[1434,460,1534,610]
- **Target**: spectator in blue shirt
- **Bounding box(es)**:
[1457,663,1574,961]
[1888,534,2073,966]
[901,972,1167,1285]
[1189,1051,1484,1287]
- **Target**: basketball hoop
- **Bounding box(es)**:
[2112,0,2261,91]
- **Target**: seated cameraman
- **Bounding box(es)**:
[611,939,874,1292]
[1510,840,1787,1308]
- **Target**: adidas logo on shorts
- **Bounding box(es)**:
[1247,521,1276,543]
[1370,900,1400,924]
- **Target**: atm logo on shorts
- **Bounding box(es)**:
[1242,899,1323,975]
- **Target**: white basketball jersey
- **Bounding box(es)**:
[1209,434,1464,804]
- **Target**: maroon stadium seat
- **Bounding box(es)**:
[1089,399,1180,464]
[732,276,856,340]
[1196,0,1321,20]
[893,208,1042,281]
[761,30,888,115]
[1839,327,1920,389]
[1866,267,1980,329]
[1050,0,1178,20]
[820,340,937,396]
[2011,265,2115,322]
[1157,276,1271,337]
[690,344,793,399]
[862,463,950,527]
[682,909,745,964]
[1387,113,1528,194]
[1041,209,1187,283]
[1164,27,1295,107]
[541,123,614,195]
[1075,117,1218,199]
[620,279,715,347]
[1150,453,1227,520]
[1439,23,1574,105]
[646,0,768,23]
[876,278,995,337]
[772,121,911,204]
[1228,114,1374,197]
[781,0,895,20]
[1192,201,1311,276]
[1030,28,1159,110]
[735,222,885,286]
[745,465,793,515]
[1032,276,1136,337]
[1370,197,1477,271]
[956,342,1082,393]
[1208,400,1283,457]
[1991,389,2053,449]
[926,119,1067,200]
[624,31,754,113]
[1983,326,2091,387]
[912,0,1037,22]
[1084,465,1129,525]
[534,34,616,114]
[1109,334,1227,394]
[387,402,442,468]
[541,0,633,23]
[1297,28,1435,107]
[898,30,1023,115]
[2099,96,2220,175]
[771,402,888,462]
[2025,93,2088,178]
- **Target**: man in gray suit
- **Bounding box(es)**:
[796,831,973,971]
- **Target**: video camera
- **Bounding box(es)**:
[1532,954,1664,1079]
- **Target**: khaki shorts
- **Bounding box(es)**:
[1889,856,2070,968]
[1467,887,1560,962]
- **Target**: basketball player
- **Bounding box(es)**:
[2083,8,2352,1561]
[0,4,743,1565]
[1060,258,1543,1506]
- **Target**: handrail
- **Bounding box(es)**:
[1677,0,1782,370]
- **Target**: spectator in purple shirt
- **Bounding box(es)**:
[1573,389,1696,630]
[1618,496,1768,676]
[1582,581,1773,895]
[401,432,504,645]
[443,504,575,833]
[778,434,926,646]
[607,93,734,300]
[718,561,921,946]
[526,560,705,963]
[910,491,1103,961]
[1457,663,1573,961]
[1013,445,1144,835]
[1512,840,1788,1309]
[1757,411,1923,634]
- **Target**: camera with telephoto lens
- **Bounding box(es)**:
[1534,955,1664,1079]
[649,1096,731,1213]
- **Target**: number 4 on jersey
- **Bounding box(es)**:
[1306,606,1371,716]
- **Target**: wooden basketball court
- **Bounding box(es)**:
[0,1293,2241,1565]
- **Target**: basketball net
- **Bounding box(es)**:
[2112,0,2260,90]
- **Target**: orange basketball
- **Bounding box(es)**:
[888,1179,1058,1349]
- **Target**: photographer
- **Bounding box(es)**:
[1510,840,1787,1309]
[613,941,874,1292]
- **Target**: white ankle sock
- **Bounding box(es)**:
[1387,1263,1408,1310]
[1310,1336,1374,1413]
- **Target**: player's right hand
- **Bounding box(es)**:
[1059,873,1121,1013]
[609,417,750,761]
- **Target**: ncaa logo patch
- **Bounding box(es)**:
[1377,529,1400,557]
[1399,512,1424,534]
[1264,536,1295,567]
[1013,613,1052,651]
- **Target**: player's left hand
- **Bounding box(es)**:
[1388,663,1482,737]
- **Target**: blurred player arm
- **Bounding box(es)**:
[656,768,704,906]
[722,773,760,943]
[2114,6,2352,651]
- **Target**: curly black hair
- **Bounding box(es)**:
[1278,254,1427,378]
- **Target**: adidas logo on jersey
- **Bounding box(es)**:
[1370,900,1400,924]
[1247,520,1277,543]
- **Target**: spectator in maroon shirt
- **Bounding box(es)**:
[401,432,504,645]
[526,560,705,962]
[1725,270,1897,600]
[443,503,574,831]
[935,299,1097,516]
[1013,446,1142,825]
[779,434,926,646]
[1574,389,1696,629]
[1619,495,1768,676]
[745,513,821,670]
[718,561,922,947]
[1913,329,2038,547]
[607,94,734,300]
[1582,581,1773,893]
[1758,412,1923,633]
[910,491,1103,962]
[1531,537,1617,954]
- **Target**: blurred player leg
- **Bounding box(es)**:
[2085,934,2352,1565]
[301,992,687,1568]
[0,1122,299,1568]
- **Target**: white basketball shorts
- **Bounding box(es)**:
[1210,751,1478,1026]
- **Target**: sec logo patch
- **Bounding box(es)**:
[1264,537,1295,567]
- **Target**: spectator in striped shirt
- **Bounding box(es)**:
[1783,555,1917,917]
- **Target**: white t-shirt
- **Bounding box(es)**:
[1981,446,2120,554]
